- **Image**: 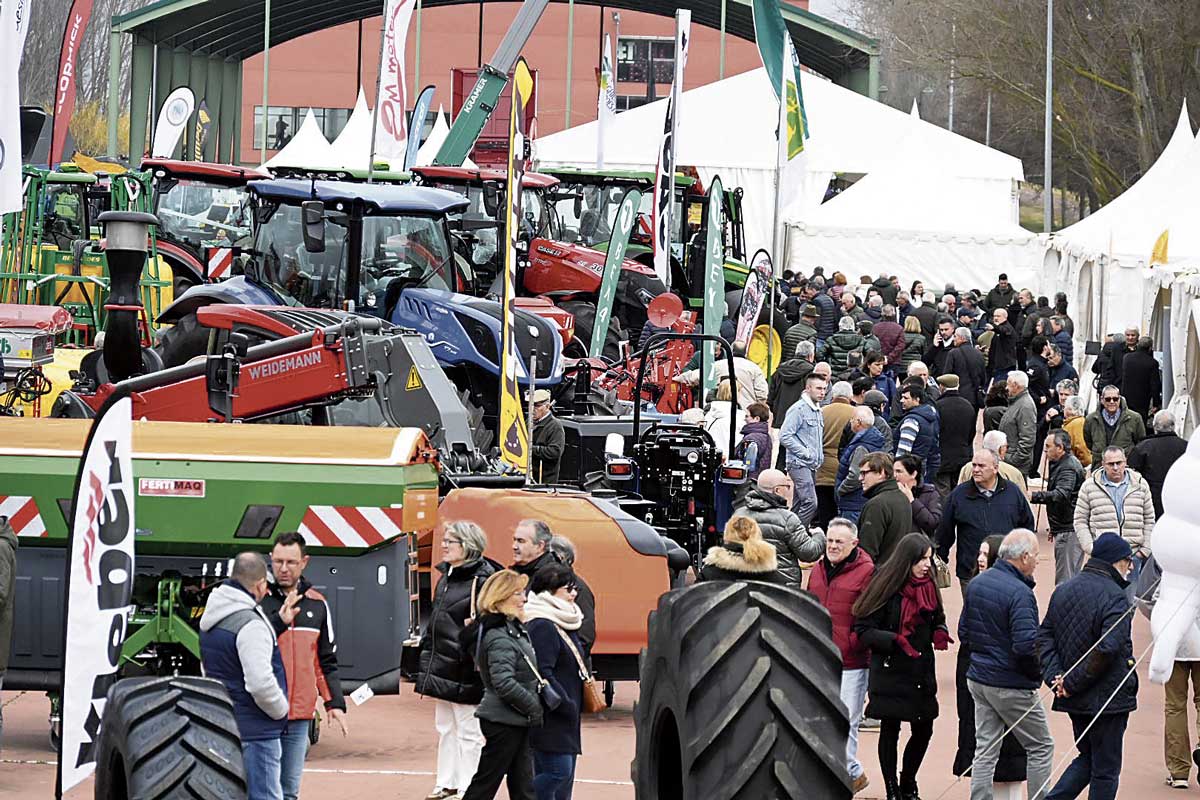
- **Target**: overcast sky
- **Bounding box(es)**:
[808,0,852,25]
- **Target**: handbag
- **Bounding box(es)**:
[931,553,953,590]
[557,628,606,714]
[520,651,563,711]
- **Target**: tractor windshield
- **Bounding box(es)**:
[554,184,629,248]
[255,204,454,310]
[156,179,251,250]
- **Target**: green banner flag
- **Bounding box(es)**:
[701,175,725,400]
[591,187,642,357]
[752,0,809,144]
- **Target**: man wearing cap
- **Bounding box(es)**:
[1037,532,1138,799]
[935,374,975,498]
[783,304,821,359]
[529,389,565,484]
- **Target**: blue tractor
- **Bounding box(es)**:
[154,179,563,446]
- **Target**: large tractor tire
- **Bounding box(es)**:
[559,300,623,361]
[95,676,247,800]
[632,581,850,800]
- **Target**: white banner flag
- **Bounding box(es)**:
[596,33,616,169]
[150,86,195,159]
[0,0,33,214]
[651,10,690,288]
[58,394,136,794]
[372,0,417,164]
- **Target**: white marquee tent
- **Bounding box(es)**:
[329,90,373,171]
[262,109,340,171]
[533,67,1025,259]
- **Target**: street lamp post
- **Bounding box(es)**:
[1043,0,1053,233]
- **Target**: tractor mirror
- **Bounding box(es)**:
[573,193,582,219]
[604,433,624,457]
[301,200,326,253]
[482,182,501,217]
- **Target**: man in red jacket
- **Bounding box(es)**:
[807,518,876,796]
[873,304,905,377]
[262,532,350,800]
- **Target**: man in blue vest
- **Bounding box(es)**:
[201,552,298,800]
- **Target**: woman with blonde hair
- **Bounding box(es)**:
[704,378,745,458]
[697,515,786,584]
[460,570,543,800]
[900,315,926,373]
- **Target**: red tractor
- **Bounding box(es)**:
[412,166,667,358]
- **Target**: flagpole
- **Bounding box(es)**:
[367,2,391,184]
[260,0,271,163]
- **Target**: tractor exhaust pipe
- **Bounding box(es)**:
[97,211,158,384]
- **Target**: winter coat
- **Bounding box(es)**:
[910,483,943,539]
[835,425,888,522]
[767,358,813,429]
[1063,415,1091,467]
[960,560,1041,690]
[782,321,819,362]
[681,357,769,410]
[807,548,876,669]
[936,390,977,476]
[895,402,941,481]
[872,277,899,306]
[900,332,926,373]
[817,400,857,486]
[704,400,745,459]
[936,476,1035,579]
[1083,399,1146,466]
[998,389,1037,473]
[1121,349,1162,420]
[780,395,824,471]
[841,304,867,325]
[820,331,865,375]
[988,322,1017,373]
[531,412,565,484]
[873,320,905,368]
[0,519,16,675]
[199,581,289,741]
[925,338,953,378]
[698,540,787,584]
[736,488,825,585]
[858,479,914,565]
[813,291,838,340]
[871,372,897,416]
[1030,454,1085,534]
[1048,359,1078,389]
[983,284,1016,313]
[262,577,347,719]
[526,604,584,755]
[1025,354,1053,415]
[1037,560,1137,716]
[910,303,938,341]
[1073,467,1155,556]
[415,557,498,705]
[467,613,543,727]
[855,587,946,721]
[1051,329,1074,365]
[1091,341,1128,390]
[738,419,774,479]
[1128,431,1188,517]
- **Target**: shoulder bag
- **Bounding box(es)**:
[931,553,952,590]
[519,650,563,711]
[556,628,606,714]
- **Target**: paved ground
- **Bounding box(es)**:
[0,532,1195,799]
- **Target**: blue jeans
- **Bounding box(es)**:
[532,750,577,800]
[1045,712,1127,800]
[840,668,869,779]
[788,465,818,525]
[242,737,284,800]
[1125,553,1146,604]
[280,719,310,800]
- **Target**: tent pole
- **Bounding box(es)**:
[565,0,575,128]
[719,0,727,79]
[1043,0,1053,233]
[367,8,388,184]
[261,0,271,163]
[414,0,423,93]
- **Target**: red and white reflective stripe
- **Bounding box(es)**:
[0,495,48,537]
[297,505,405,548]
[208,248,234,281]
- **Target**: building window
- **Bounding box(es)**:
[616,95,651,112]
[252,106,354,151]
[616,36,675,110]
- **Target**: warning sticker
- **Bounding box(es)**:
[405,366,423,391]
[139,478,206,498]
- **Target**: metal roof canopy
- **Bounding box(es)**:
[108,0,879,160]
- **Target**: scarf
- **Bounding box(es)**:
[523,591,583,631]
[897,575,940,647]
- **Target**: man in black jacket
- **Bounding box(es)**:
[924,316,957,377]
[1037,534,1137,800]
[529,389,565,484]
[856,452,913,564]
[987,307,1018,384]
[944,326,987,409]
[1128,410,1188,517]
[811,276,839,341]
[1029,431,1086,584]
[934,374,976,499]
[1120,336,1162,426]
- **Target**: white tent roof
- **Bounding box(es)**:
[262,109,340,170]
[1050,104,1195,265]
[415,107,450,168]
[329,89,373,171]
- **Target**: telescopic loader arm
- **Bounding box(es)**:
[432,0,551,166]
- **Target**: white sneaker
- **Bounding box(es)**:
[1166,776,1189,789]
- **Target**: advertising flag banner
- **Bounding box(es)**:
[57,393,136,795]
[49,0,94,167]
[651,10,690,288]
[596,34,616,168]
[404,84,435,170]
[373,0,417,164]
[735,248,772,346]
[0,0,33,214]
[702,175,725,399]
[194,99,212,161]
[592,187,642,356]
[751,0,808,139]
[498,59,534,472]
[151,87,195,159]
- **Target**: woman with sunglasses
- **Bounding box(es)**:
[853,533,951,800]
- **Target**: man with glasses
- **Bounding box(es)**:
[736,469,825,587]
[1083,385,1146,468]
[1073,445,1155,601]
